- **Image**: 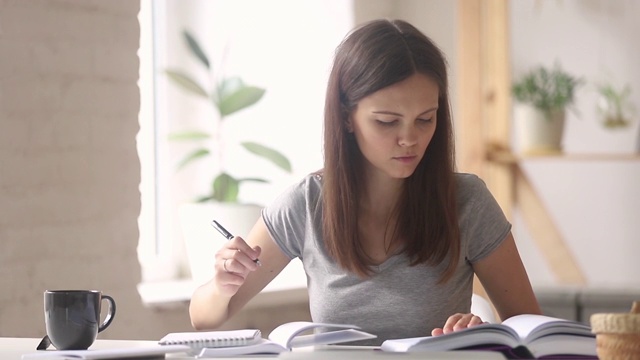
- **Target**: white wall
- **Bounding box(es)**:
[509,0,640,288]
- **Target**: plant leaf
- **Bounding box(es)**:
[183,30,210,69]
[165,69,209,98]
[168,131,210,141]
[210,175,270,203]
[218,77,244,99]
[219,86,266,117]
[176,148,210,170]
[241,142,292,172]
[511,64,582,114]
[212,173,240,202]
[195,195,214,203]
[237,177,268,184]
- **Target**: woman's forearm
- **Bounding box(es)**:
[189,280,232,330]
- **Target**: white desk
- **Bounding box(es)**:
[5,338,506,360]
[5,338,158,360]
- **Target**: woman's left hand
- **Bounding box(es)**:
[431,313,486,336]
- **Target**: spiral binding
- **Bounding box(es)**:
[160,329,262,350]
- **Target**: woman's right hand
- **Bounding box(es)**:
[213,236,262,297]
[191,217,288,330]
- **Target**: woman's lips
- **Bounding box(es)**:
[393,155,417,164]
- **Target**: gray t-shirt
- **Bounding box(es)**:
[262,173,510,345]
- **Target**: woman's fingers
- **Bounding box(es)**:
[468,315,485,327]
[220,246,262,273]
[432,313,486,336]
[452,313,482,332]
[228,236,261,262]
[212,236,262,296]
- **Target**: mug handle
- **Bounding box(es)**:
[98,295,116,333]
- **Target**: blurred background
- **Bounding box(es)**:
[1,0,638,341]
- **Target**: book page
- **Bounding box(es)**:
[501,314,591,342]
[197,324,375,358]
[501,314,563,339]
[288,329,377,348]
[196,339,287,357]
[526,335,597,358]
[268,322,364,348]
[380,325,520,352]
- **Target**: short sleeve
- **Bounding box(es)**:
[261,175,321,260]
[457,173,512,264]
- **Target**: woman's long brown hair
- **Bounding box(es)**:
[322,19,459,283]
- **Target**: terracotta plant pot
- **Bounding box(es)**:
[590,301,640,360]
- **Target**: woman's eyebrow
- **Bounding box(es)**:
[372,107,438,117]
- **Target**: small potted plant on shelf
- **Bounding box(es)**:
[512,63,583,154]
[165,30,292,284]
[595,82,635,129]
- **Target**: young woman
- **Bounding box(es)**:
[189,19,541,345]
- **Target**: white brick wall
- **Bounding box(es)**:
[0,0,197,339]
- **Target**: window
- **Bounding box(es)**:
[137,0,354,281]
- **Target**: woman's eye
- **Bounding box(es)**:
[417,118,433,124]
[376,120,396,127]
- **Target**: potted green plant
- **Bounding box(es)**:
[596,83,635,129]
[165,30,292,284]
[512,63,583,154]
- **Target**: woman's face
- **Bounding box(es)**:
[349,73,439,180]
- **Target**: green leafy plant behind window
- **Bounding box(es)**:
[165,30,292,203]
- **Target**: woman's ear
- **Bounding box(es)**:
[345,116,354,133]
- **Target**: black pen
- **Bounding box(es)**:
[211,220,262,266]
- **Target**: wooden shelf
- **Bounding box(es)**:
[487,149,640,165]
[483,148,640,285]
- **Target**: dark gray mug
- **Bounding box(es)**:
[44,290,116,350]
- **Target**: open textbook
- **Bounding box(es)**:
[380,314,597,359]
[160,321,376,358]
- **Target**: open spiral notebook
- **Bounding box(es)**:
[159,322,376,357]
[159,329,262,351]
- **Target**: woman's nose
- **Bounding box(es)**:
[398,126,418,147]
